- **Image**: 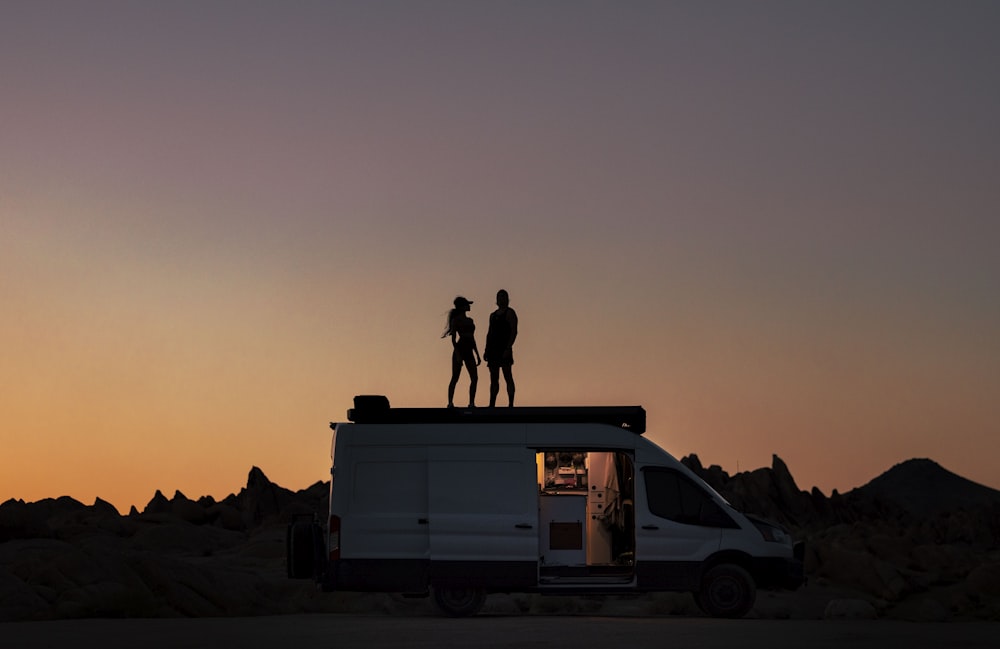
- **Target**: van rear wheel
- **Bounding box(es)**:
[432,587,486,617]
[697,564,755,618]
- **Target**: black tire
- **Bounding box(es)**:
[432,587,487,617]
[287,520,317,579]
[696,564,756,618]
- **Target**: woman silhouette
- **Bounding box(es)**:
[443,296,481,408]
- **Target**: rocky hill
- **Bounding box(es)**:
[2,459,998,622]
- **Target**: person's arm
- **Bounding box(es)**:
[471,322,482,364]
[507,309,518,350]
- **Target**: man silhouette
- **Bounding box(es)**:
[485,289,518,407]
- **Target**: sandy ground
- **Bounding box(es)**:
[3,615,997,649]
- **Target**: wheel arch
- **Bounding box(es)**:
[700,549,754,578]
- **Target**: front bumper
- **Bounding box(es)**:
[751,541,806,590]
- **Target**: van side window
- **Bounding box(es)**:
[643,468,738,528]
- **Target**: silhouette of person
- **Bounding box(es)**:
[443,296,481,408]
[485,289,518,407]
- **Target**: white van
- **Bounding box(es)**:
[288,396,804,618]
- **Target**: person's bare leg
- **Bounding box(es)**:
[447,353,461,407]
[489,366,500,407]
[467,360,478,407]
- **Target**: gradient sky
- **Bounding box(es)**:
[3,1,998,514]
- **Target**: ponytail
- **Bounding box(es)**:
[441,308,458,338]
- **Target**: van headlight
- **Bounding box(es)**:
[751,519,791,544]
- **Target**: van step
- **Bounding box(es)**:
[540,565,632,578]
[539,565,634,585]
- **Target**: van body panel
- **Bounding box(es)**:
[342,422,528,448]
[340,445,429,559]
[427,445,538,564]
[524,423,639,450]
[635,516,724,563]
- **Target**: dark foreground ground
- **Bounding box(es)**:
[3,614,997,649]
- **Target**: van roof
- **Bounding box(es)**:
[343,395,646,434]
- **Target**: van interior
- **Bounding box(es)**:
[535,450,635,584]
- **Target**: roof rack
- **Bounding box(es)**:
[342,395,646,434]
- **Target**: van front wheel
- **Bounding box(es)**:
[433,587,486,617]
[697,564,756,618]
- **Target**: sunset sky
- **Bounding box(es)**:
[3,1,998,514]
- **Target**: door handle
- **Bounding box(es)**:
[515,523,534,529]
[418,518,429,525]
[642,524,659,530]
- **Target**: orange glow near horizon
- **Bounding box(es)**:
[3,3,999,513]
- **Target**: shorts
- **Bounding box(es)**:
[486,351,514,369]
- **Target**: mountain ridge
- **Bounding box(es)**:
[847,457,1000,515]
